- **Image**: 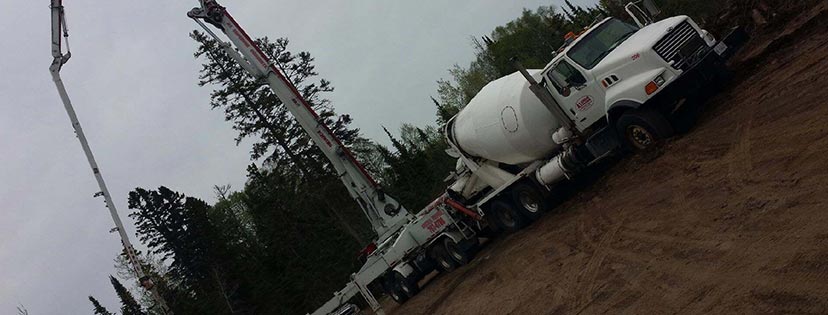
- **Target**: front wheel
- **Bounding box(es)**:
[615,109,674,151]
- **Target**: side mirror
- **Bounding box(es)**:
[626,0,661,27]
[561,86,572,97]
[642,0,662,17]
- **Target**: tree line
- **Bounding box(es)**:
[85,0,776,314]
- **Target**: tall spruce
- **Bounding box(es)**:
[190,29,373,255]
[110,276,146,315]
[191,31,359,181]
[88,296,114,315]
[126,187,215,290]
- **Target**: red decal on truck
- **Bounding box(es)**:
[632,53,640,60]
[421,210,447,234]
[576,95,594,111]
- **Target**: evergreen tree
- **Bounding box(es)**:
[435,4,605,115]
[110,276,146,315]
[375,125,457,211]
[191,31,359,181]
[88,296,114,315]
[190,30,371,250]
[126,187,217,290]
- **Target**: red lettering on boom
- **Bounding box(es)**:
[317,130,333,147]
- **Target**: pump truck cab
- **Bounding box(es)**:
[444,2,748,233]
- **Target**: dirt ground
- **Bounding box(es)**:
[385,4,828,315]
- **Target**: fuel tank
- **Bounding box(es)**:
[449,71,561,165]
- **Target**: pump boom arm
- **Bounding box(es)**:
[188,0,411,240]
[49,1,170,313]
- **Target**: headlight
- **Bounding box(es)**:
[654,75,665,86]
[701,30,716,45]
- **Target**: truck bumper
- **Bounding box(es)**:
[654,26,749,116]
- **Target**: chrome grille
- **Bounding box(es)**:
[653,21,707,69]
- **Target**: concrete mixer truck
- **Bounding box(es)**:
[444,9,748,232]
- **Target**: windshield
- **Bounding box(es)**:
[568,19,639,69]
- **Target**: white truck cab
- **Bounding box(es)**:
[541,15,727,140]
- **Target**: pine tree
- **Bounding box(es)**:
[126,187,214,289]
[88,296,114,315]
[109,276,145,315]
[191,31,360,181]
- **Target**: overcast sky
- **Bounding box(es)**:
[0,1,596,313]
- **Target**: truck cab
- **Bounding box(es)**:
[540,15,732,149]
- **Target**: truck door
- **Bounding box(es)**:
[545,59,605,130]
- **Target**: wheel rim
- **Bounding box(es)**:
[518,190,540,213]
[439,256,452,269]
[450,246,463,261]
[401,283,411,294]
[626,125,654,149]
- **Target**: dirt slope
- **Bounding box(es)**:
[388,4,828,315]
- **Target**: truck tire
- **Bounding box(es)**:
[511,181,547,221]
[615,109,674,151]
[383,274,409,304]
[444,237,476,266]
[394,271,420,299]
[482,207,504,235]
[431,244,458,272]
[490,199,529,233]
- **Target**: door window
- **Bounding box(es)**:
[547,60,586,97]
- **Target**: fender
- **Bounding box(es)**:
[392,262,416,278]
[429,231,465,248]
[607,100,643,124]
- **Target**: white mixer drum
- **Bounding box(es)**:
[451,71,562,165]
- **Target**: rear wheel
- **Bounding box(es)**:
[383,274,408,304]
[511,181,547,221]
[394,271,419,299]
[489,199,529,233]
[431,244,458,272]
[616,109,674,151]
[444,237,476,266]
